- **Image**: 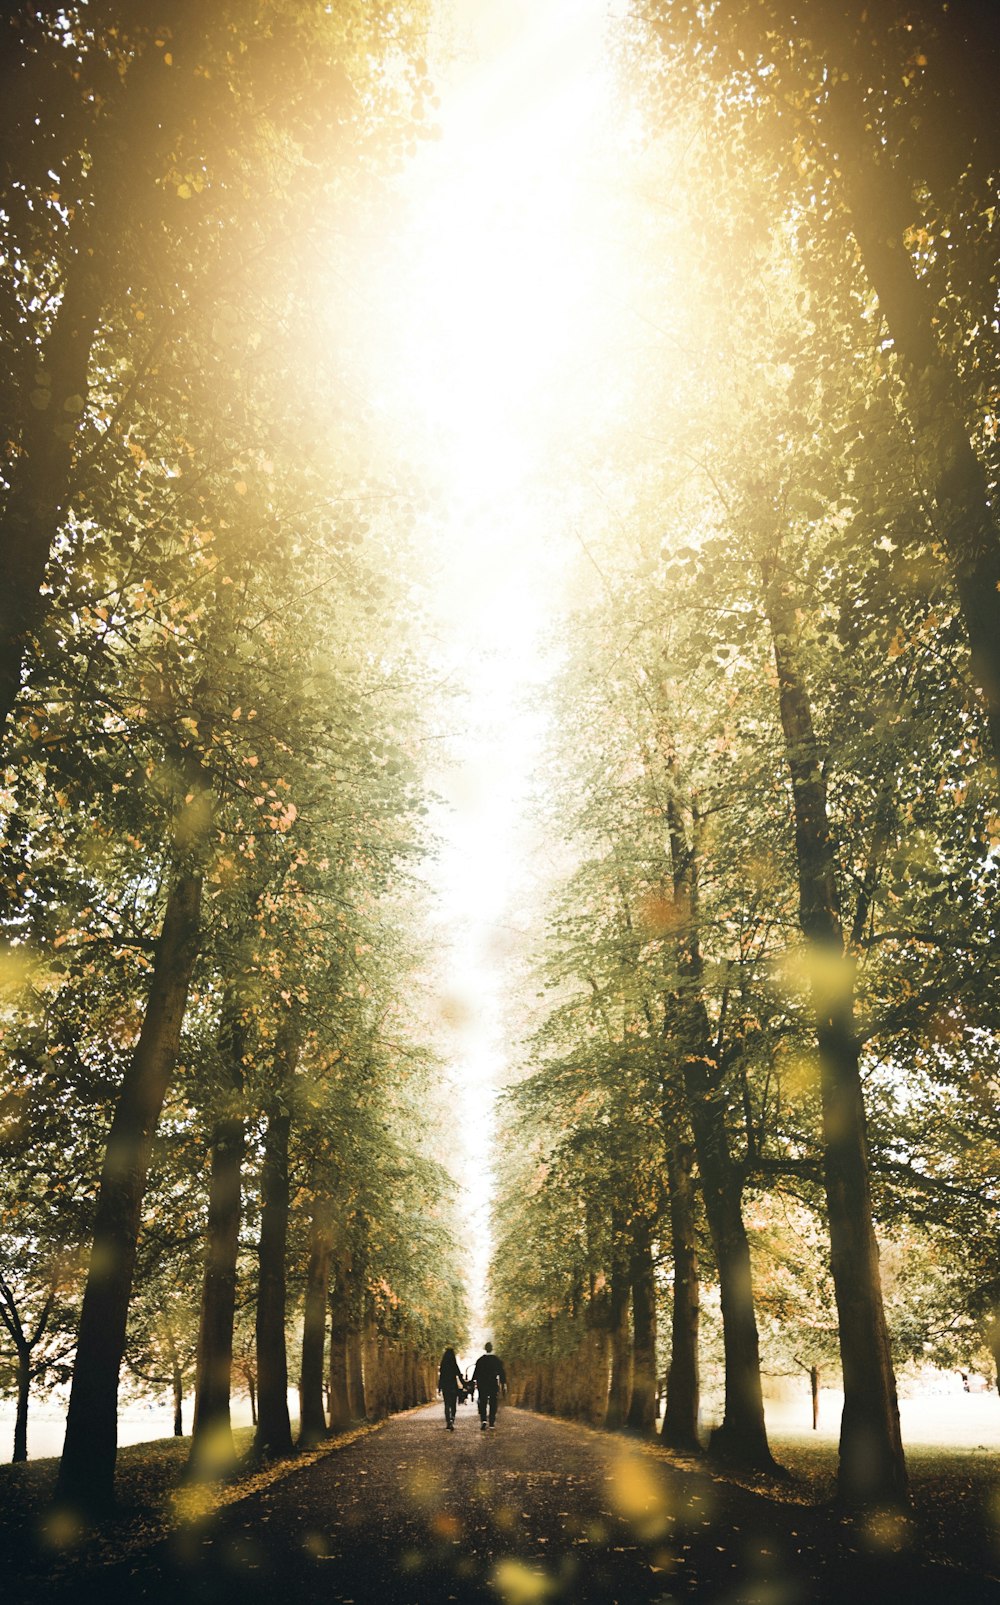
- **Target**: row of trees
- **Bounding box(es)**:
[490,0,1000,1512]
[0,3,466,1513]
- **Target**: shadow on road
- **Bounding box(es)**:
[16,1402,1000,1603]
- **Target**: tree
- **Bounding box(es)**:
[56,762,211,1508]
[629,0,1000,772]
[0,1,432,741]
[0,1248,78,1464]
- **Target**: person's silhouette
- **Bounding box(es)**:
[472,1341,506,1430]
[438,1345,462,1430]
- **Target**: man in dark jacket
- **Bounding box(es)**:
[472,1341,507,1430]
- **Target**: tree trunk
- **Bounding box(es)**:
[819,74,1000,776]
[539,1360,556,1415]
[13,1351,29,1463]
[393,1346,405,1413]
[362,1313,384,1420]
[377,1336,397,1415]
[625,1220,657,1434]
[682,1035,771,1466]
[172,1365,183,1438]
[0,6,210,743]
[986,1318,1000,1400]
[57,862,204,1513]
[554,1351,577,1418]
[604,1229,633,1432]
[404,1347,420,1409]
[346,1326,366,1419]
[328,1254,352,1434]
[662,1142,701,1452]
[298,1191,333,1447]
[378,1339,393,1414]
[666,788,777,1473]
[582,1314,611,1426]
[763,558,907,1509]
[399,1346,413,1411]
[254,1028,299,1462]
[189,999,245,1479]
[0,233,105,737]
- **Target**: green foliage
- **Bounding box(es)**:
[489,12,999,1401]
[0,0,466,1458]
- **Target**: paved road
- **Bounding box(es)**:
[30,1401,1000,1604]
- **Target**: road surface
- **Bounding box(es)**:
[27,1399,1000,1603]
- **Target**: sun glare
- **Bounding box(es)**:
[395,3,612,499]
[364,0,620,1337]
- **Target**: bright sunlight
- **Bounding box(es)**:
[365,0,628,1337]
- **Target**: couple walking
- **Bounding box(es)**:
[438,1342,507,1431]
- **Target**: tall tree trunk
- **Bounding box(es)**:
[254,1024,299,1461]
[0,5,210,743]
[346,1326,366,1419]
[625,1219,657,1434]
[392,1342,405,1411]
[762,557,907,1509]
[539,1359,556,1415]
[13,1351,29,1464]
[662,1142,701,1452]
[189,997,245,1479]
[604,1222,633,1431]
[376,1338,392,1415]
[582,1272,612,1425]
[682,1041,773,1468]
[0,246,104,736]
[57,860,204,1513]
[162,1323,184,1437]
[172,1365,183,1438]
[986,1317,1000,1400]
[299,1191,333,1447]
[405,1347,420,1409]
[362,1310,384,1421]
[817,72,1000,774]
[328,1252,352,1433]
[666,788,777,1472]
[400,1346,414,1411]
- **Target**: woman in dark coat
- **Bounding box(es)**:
[438,1346,463,1430]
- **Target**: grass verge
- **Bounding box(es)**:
[1,1418,388,1593]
